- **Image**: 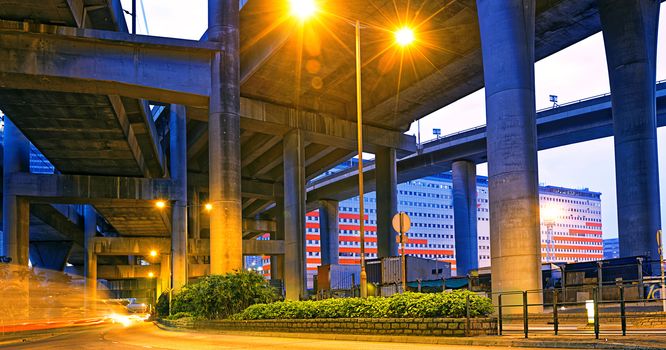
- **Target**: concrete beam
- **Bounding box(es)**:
[188,172,284,200]
[8,172,172,204]
[0,19,414,154]
[31,203,84,247]
[108,95,150,178]
[97,264,160,280]
[0,20,214,107]
[92,236,284,256]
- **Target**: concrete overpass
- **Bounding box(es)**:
[0,0,662,305]
[307,81,666,205]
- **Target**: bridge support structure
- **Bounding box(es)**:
[599,0,661,261]
[170,105,188,290]
[376,146,398,258]
[319,199,339,265]
[452,160,478,276]
[477,0,542,312]
[2,117,30,265]
[207,0,243,274]
[84,205,97,306]
[283,129,307,300]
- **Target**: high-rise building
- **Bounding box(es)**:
[603,238,620,259]
[261,162,603,287]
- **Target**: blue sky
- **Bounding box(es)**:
[123,1,666,240]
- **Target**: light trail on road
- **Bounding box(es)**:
[1,322,582,350]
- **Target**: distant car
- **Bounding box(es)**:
[125,298,149,313]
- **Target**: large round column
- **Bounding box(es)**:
[452,160,478,276]
[598,0,661,261]
[207,0,243,274]
[477,0,542,310]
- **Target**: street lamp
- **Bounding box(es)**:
[155,200,166,209]
[287,1,416,298]
[290,0,317,21]
[542,205,559,263]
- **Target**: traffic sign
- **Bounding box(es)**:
[392,212,411,234]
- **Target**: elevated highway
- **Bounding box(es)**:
[306,81,666,208]
[0,0,661,299]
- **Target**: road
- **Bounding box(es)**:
[0,322,581,349]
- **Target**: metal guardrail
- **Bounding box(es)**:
[494,281,666,339]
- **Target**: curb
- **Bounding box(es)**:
[155,320,666,350]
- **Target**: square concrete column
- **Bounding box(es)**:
[452,160,478,276]
[188,188,201,240]
[208,0,243,274]
[477,0,542,311]
[375,146,398,258]
[598,0,661,261]
[170,105,188,290]
[283,129,306,300]
[84,205,97,306]
[270,198,285,281]
[159,254,171,297]
[318,199,339,265]
[2,117,30,265]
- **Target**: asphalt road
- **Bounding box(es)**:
[0,322,582,350]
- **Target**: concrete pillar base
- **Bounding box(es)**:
[452,160,478,276]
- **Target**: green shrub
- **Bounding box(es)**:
[170,270,279,319]
[155,291,170,318]
[232,290,492,320]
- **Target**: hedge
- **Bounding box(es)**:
[232,290,493,320]
[158,271,279,319]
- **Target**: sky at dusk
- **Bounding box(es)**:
[122,1,666,241]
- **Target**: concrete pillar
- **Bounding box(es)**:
[270,199,285,281]
[375,146,398,258]
[158,254,171,297]
[598,0,661,261]
[318,200,339,265]
[477,0,542,310]
[283,129,306,300]
[188,188,201,240]
[84,205,97,304]
[170,105,188,289]
[452,160,478,276]
[208,0,243,274]
[2,117,30,264]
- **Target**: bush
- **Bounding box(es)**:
[232,290,493,320]
[169,271,279,319]
[155,291,170,318]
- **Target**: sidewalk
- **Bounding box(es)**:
[157,321,666,349]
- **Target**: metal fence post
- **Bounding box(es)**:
[553,289,559,336]
[523,291,528,339]
[465,293,471,336]
[498,294,503,336]
[593,287,600,339]
[620,285,626,336]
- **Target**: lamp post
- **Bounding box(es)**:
[354,20,368,299]
[288,0,415,298]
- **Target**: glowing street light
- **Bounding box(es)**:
[204,203,213,212]
[155,200,166,209]
[149,250,158,258]
[394,27,415,47]
[148,272,155,278]
[290,0,316,21]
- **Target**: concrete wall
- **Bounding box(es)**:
[160,317,498,337]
